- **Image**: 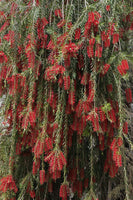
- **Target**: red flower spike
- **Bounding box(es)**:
[110,138,117,151]
[99,107,106,122]
[75,28,81,40]
[103,34,110,47]
[29,111,36,125]
[40,170,46,185]
[95,44,102,58]
[125,88,132,103]
[87,89,95,103]
[87,45,94,58]
[63,75,70,90]
[59,151,67,166]
[44,137,53,152]
[54,9,62,18]
[88,12,95,23]
[0,51,8,63]
[59,183,69,200]
[108,108,116,123]
[100,64,110,76]
[30,190,36,198]
[121,60,129,71]
[117,65,125,76]
[57,19,66,28]
[123,121,128,134]
[113,33,119,44]
[0,21,10,33]
[68,91,75,105]
[106,5,110,11]
[89,38,95,46]
[0,175,18,194]
[117,137,123,147]
[116,154,122,167]
[81,72,90,85]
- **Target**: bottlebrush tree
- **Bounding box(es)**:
[0,0,133,200]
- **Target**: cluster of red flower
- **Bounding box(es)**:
[0,1,132,199]
[0,175,18,194]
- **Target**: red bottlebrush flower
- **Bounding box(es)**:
[0,21,10,33]
[58,76,63,88]
[106,5,110,11]
[40,170,46,185]
[88,113,99,132]
[100,64,110,76]
[22,115,29,129]
[123,121,128,134]
[84,21,91,38]
[3,30,15,46]
[67,22,73,30]
[81,72,90,85]
[108,125,114,137]
[63,43,79,54]
[16,142,22,155]
[75,28,81,40]
[0,175,18,193]
[68,91,75,105]
[29,111,36,125]
[99,107,106,122]
[33,140,44,158]
[117,137,123,147]
[44,137,53,152]
[87,45,94,58]
[63,75,70,90]
[27,51,35,69]
[59,183,69,200]
[32,160,40,175]
[109,163,118,178]
[54,9,62,18]
[110,138,117,151]
[116,154,122,167]
[42,17,48,27]
[121,60,129,71]
[113,33,119,44]
[87,89,95,103]
[51,170,61,180]
[30,190,36,198]
[117,64,126,76]
[95,44,102,58]
[89,38,95,46]
[104,38,110,48]
[57,19,66,28]
[0,51,8,63]
[88,12,95,23]
[107,84,113,92]
[36,0,40,6]
[108,23,115,36]
[45,150,66,173]
[125,88,132,103]
[108,108,116,123]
